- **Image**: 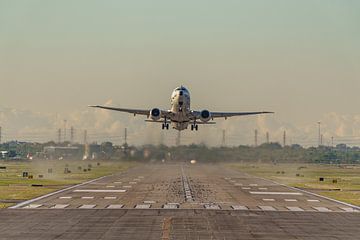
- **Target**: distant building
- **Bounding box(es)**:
[44,146,80,160]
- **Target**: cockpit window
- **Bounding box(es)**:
[179,91,183,95]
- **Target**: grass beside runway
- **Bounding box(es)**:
[0,160,135,208]
[228,163,360,206]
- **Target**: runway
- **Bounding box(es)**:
[2,163,360,239]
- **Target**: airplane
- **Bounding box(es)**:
[89,86,274,131]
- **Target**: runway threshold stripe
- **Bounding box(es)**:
[259,206,277,211]
[313,207,332,212]
[79,204,96,209]
[23,204,42,209]
[287,206,304,211]
[51,204,69,209]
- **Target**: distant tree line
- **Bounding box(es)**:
[1,141,360,164]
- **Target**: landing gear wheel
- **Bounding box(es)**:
[195,125,198,131]
[166,124,169,130]
[162,124,165,130]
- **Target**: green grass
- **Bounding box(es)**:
[228,163,360,206]
[0,160,135,208]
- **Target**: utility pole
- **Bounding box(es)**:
[331,136,334,147]
[124,128,128,145]
[254,129,258,147]
[283,130,286,147]
[70,126,74,144]
[63,119,67,142]
[222,130,226,147]
[266,132,269,144]
[317,121,321,147]
[58,129,62,144]
[320,134,323,146]
[83,130,87,144]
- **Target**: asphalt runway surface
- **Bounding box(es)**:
[1,163,360,239]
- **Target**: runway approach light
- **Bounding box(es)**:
[190,160,197,164]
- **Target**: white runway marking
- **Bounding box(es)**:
[249,184,258,186]
[242,187,251,190]
[79,204,96,209]
[234,183,243,186]
[340,207,359,212]
[23,204,42,209]
[59,196,72,199]
[81,196,94,199]
[259,206,276,211]
[135,204,151,209]
[231,205,248,210]
[163,204,179,209]
[73,189,126,193]
[114,182,122,184]
[144,200,156,204]
[285,199,298,202]
[129,182,137,184]
[313,207,331,212]
[51,204,69,209]
[250,192,303,195]
[204,204,221,210]
[307,199,320,202]
[263,199,275,202]
[104,196,117,200]
[106,185,115,188]
[287,206,304,211]
[107,204,123,209]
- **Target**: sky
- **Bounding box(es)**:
[0,0,360,146]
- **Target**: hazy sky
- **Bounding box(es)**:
[0,1,360,145]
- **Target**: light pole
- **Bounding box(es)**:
[317,121,321,147]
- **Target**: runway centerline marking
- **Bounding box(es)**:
[285,199,298,202]
[59,196,72,199]
[104,196,117,200]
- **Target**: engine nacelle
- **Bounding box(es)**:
[150,108,161,121]
[200,110,211,122]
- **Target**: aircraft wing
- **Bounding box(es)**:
[89,105,170,118]
[210,111,274,119]
[191,110,274,120]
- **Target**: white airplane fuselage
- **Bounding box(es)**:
[169,87,192,130]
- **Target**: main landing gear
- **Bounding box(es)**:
[162,118,169,130]
[191,124,198,131]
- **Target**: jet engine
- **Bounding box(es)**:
[150,108,161,121]
[200,110,211,122]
